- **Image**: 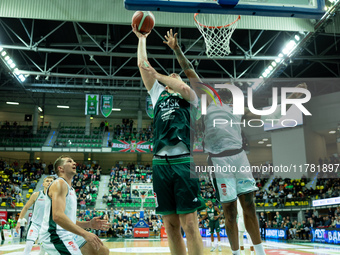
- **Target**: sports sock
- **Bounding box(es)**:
[254,243,266,255]
[22,240,34,255]
[38,245,46,255]
[231,249,241,255]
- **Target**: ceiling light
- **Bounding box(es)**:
[57,105,69,108]
[266,144,272,147]
[10,63,15,68]
[38,107,43,112]
[19,75,26,82]
[112,108,121,111]
[329,130,336,134]
[268,66,273,71]
[40,116,44,119]
[6,102,19,105]
[258,141,264,144]
[295,35,300,41]
[45,76,49,81]
[36,75,40,80]
[36,157,40,160]
[1,51,6,56]
[4,56,10,61]
[90,116,94,120]
[263,138,268,141]
[88,158,91,161]
[0,47,3,51]
[90,55,94,61]
[85,78,89,83]
[271,61,277,67]
[96,79,100,83]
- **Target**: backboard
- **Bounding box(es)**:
[124,0,325,19]
[131,183,154,199]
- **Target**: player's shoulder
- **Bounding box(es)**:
[50,178,68,191]
[31,191,40,199]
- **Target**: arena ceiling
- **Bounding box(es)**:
[0,0,340,118]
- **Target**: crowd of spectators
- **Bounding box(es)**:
[72,162,102,208]
[259,206,340,241]
[111,119,153,143]
[103,162,152,206]
[77,208,163,237]
[0,159,44,207]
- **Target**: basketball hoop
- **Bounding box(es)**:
[194,13,240,58]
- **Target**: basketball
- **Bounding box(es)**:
[132,11,155,34]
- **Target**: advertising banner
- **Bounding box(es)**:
[111,140,152,153]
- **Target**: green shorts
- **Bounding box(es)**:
[152,156,206,215]
[209,219,220,233]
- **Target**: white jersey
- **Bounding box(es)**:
[39,177,77,242]
[204,102,243,153]
[31,190,46,226]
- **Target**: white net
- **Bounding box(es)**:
[194,13,240,58]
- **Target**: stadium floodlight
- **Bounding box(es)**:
[6,102,19,105]
[112,108,121,111]
[57,105,70,108]
[295,35,300,41]
[271,61,277,67]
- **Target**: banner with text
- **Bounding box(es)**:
[101,95,113,118]
[85,94,99,115]
[111,140,152,153]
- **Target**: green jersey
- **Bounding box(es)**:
[153,89,197,154]
[207,206,218,221]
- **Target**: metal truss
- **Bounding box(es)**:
[0,9,339,109]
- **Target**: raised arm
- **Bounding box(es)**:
[164,29,212,103]
[140,61,197,102]
[15,192,39,233]
[132,25,155,91]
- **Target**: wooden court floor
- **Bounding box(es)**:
[1,237,340,254]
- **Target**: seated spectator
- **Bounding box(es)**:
[80,199,86,210]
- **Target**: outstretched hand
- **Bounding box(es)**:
[132,24,151,39]
[90,217,111,231]
[163,29,179,50]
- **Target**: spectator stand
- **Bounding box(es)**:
[54,122,104,148]
[0,122,51,147]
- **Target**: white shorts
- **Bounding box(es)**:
[26,222,41,242]
[41,234,86,255]
[209,151,258,203]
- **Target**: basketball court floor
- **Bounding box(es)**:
[0,237,339,255]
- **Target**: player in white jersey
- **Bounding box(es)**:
[165,29,307,255]
[237,199,254,255]
[16,176,54,255]
[39,155,110,255]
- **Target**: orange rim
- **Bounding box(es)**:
[194,13,241,29]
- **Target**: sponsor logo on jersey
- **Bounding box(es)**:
[68,241,78,251]
[221,184,227,196]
